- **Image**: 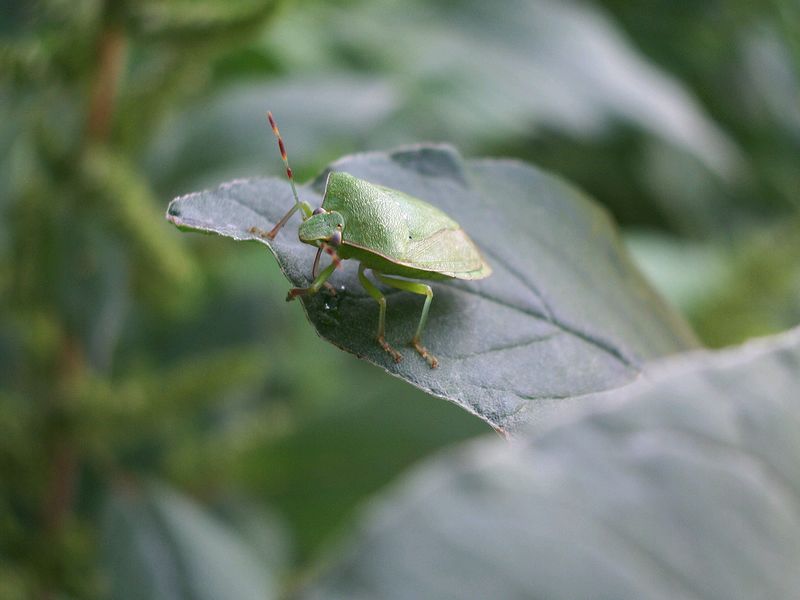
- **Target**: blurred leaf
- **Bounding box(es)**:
[0,562,28,600]
[637,139,742,236]
[240,374,489,560]
[128,0,279,39]
[297,326,800,600]
[692,217,800,347]
[263,0,742,177]
[81,147,198,312]
[147,0,746,192]
[624,230,732,315]
[167,145,697,432]
[214,500,292,574]
[146,78,399,195]
[103,481,279,600]
[60,225,130,372]
[741,24,800,138]
[136,346,270,417]
[600,0,799,218]
[89,344,268,419]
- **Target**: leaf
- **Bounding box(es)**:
[166,145,697,432]
[261,0,742,178]
[129,0,279,39]
[146,77,398,195]
[624,231,731,315]
[296,326,800,600]
[149,0,744,203]
[81,147,198,313]
[691,217,800,347]
[102,481,279,600]
[243,376,488,559]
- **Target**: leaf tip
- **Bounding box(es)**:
[166,200,182,220]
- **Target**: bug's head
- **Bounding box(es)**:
[298,208,344,248]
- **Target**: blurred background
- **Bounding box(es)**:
[0,0,798,597]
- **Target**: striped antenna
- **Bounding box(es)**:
[265,112,303,238]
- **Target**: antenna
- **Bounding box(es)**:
[265,112,305,239]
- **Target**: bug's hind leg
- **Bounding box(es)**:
[373,272,438,368]
[358,264,402,363]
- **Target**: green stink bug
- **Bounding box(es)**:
[253,112,492,368]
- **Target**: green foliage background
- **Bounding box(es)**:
[0,0,797,597]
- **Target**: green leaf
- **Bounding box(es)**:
[102,482,279,600]
[145,77,398,194]
[624,231,732,315]
[242,376,488,560]
[262,0,741,178]
[296,326,800,600]
[81,147,198,313]
[166,145,697,432]
[128,0,279,39]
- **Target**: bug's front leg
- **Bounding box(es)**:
[247,201,313,241]
[286,259,337,301]
[312,246,337,296]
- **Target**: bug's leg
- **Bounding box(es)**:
[248,200,313,241]
[358,264,402,363]
[287,259,337,301]
[268,201,314,239]
[312,246,337,295]
[373,273,438,368]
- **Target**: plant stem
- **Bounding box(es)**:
[85,26,127,144]
[39,335,84,600]
[39,15,128,598]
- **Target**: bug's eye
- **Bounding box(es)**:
[312,207,326,215]
[329,230,342,247]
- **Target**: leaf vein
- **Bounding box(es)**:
[464,245,641,370]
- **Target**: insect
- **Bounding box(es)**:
[252,112,491,368]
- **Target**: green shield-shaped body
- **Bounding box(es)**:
[321,172,491,280]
